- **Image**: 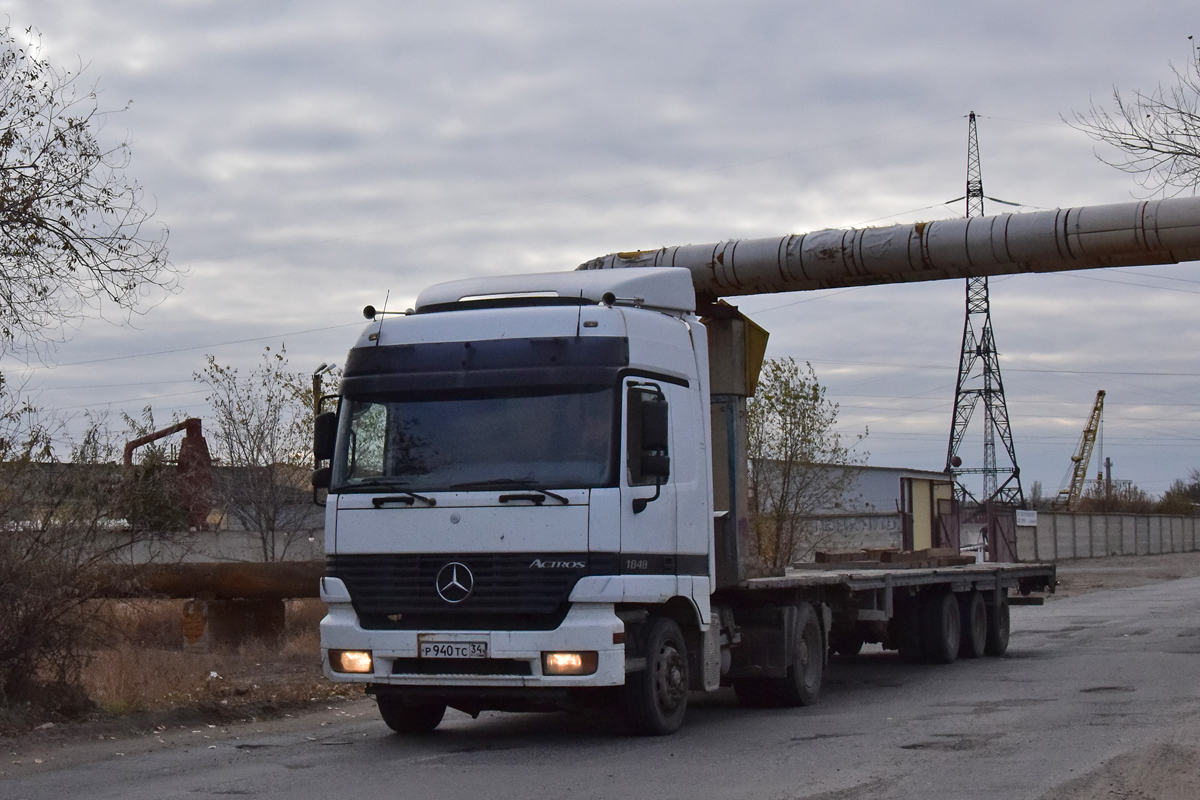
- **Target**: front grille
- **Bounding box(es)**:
[392,658,532,676]
[328,553,603,631]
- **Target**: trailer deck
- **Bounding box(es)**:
[744,562,1056,595]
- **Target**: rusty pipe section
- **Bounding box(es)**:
[577,196,1200,299]
[123,418,205,467]
[90,562,323,600]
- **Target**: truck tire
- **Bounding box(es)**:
[920,591,960,664]
[376,696,446,734]
[984,598,1010,657]
[776,603,823,707]
[957,591,988,659]
[622,617,689,735]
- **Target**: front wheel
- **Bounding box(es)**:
[622,617,689,735]
[376,695,446,734]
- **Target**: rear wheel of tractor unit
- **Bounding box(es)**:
[984,597,1011,657]
[920,591,961,664]
[623,617,689,735]
[957,591,988,659]
[776,603,824,707]
[376,695,447,734]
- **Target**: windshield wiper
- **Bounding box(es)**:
[350,478,437,507]
[450,479,570,505]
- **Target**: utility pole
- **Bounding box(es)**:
[945,112,1025,510]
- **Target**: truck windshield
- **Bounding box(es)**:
[335,387,616,492]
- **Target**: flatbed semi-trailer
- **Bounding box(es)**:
[733,561,1055,669]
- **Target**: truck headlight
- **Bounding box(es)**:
[542,651,598,676]
[330,650,373,674]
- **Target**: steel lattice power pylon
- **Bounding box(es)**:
[944,112,1025,508]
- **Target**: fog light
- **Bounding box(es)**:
[542,651,598,676]
[330,650,373,674]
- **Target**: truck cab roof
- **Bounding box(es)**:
[414,267,696,315]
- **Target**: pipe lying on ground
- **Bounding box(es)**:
[90,561,323,600]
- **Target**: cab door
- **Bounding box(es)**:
[619,381,678,573]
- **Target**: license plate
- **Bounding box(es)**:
[420,641,488,659]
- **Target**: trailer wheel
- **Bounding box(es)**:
[984,598,1010,657]
[958,591,988,659]
[622,617,689,735]
[920,591,960,664]
[376,696,446,734]
[777,604,824,707]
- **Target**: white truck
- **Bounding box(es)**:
[312,196,1200,735]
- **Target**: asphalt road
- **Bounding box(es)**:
[6,578,1200,800]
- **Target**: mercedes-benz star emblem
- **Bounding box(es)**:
[435,562,474,603]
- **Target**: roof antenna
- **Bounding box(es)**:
[372,290,390,346]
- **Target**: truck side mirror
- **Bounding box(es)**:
[627,386,670,513]
[314,411,337,461]
[640,399,669,452]
[627,388,670,483]
[639,454,670,480]
[312,466,332,490]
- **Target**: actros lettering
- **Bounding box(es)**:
[529,558,587,570]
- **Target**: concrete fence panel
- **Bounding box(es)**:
[1121,516,1137,556]
[1028,512,1200,562]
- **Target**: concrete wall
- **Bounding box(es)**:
[105,525,325,564]
[1017,512,1200,562]
[804,513,904,553]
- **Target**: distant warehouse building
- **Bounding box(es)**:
[753,463,957,556]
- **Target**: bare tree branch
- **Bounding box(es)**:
[0,26,176,353]
[1068,41,1200,196]
[195,347,327,562]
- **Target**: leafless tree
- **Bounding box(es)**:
[0,384,162,712]
[746,358,868,571]
[195,348,327,561]
[1069,41,1200,196]
[0,26,175,352]
[1076,479,1157,514]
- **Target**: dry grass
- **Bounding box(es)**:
[78,598,354,715]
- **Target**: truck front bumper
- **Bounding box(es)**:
[319,577,626,688]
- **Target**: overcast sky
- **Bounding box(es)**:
[1,0,1198,499]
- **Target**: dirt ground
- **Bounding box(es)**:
[1037,725,1200,800]
[1049,550,1200,598]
